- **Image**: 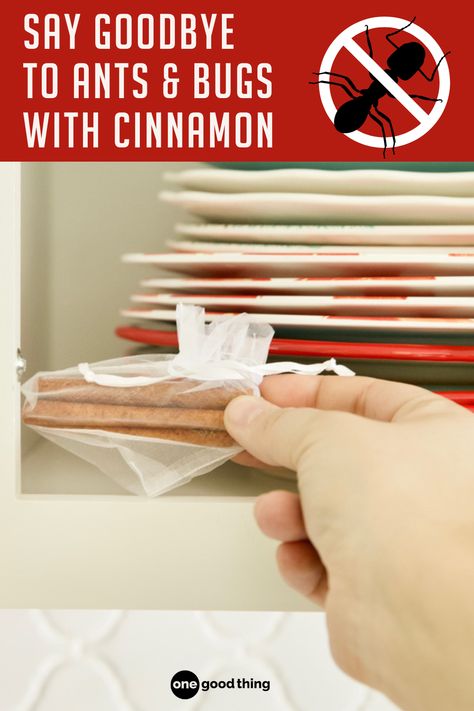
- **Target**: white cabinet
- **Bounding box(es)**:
[0,162,310,610]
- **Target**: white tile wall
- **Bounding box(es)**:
[0,611,401,711]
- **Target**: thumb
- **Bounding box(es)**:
[224,395,354,471]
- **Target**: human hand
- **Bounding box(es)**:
[224,375,474,711]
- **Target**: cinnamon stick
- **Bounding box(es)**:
[23,399,225,431]
[99,426,235,447]
[26,420,235,447]
[37,376,250,409]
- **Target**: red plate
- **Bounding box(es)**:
[115,325,474,362]
[437,391,474,406]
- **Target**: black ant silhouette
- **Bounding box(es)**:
[310,17,450,157]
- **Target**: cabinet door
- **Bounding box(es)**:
[0,163,311,611]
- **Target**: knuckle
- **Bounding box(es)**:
[277,408,340,469]
[256,407,309,467]
[295,410,344,459]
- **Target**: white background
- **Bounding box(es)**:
[0,611,401,711]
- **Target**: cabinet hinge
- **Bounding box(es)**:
[16,349,27,381]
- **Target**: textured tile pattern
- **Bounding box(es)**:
[0,611,400,711]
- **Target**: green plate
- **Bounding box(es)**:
[212,162,474,172]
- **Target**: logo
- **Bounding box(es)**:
[310,16,450,156]
[170,670,271,699]
[170,670,200,700]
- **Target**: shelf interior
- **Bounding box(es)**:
[21,162,282,499]
[22,438,296,498]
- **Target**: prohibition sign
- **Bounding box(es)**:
[318,16,450,148]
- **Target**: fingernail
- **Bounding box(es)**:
[225,396,268,427]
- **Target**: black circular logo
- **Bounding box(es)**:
[170,670,200,699]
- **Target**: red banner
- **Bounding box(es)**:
[0,0,470,160]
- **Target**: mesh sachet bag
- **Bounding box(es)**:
[22,305,353,496]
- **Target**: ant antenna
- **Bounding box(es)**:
[418,51,451,81]
[365,24,374,58]
[386,16,416,49]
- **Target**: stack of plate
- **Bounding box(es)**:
[117,166,474,412]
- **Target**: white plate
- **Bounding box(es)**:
[168,240,473,255]
[175,223,474,246]
[120,308,474,334]
[160,191,474,225]
[141,276,474,296]
[165,168,474,197]
[131,293,474,318]
[123,251,474,277]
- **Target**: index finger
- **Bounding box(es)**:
[259,374,458,422]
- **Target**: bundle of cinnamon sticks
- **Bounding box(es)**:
[22,376,251,447]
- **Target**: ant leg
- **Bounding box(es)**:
[312,72,363,94]
[364,25,378,80]
[373,105,396,155]
[418,51,451,81]
[365,24,374,58]
[309,79,356,100]
[409,93,442,102]
[368,111,387,159]
[386,16,416,49]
